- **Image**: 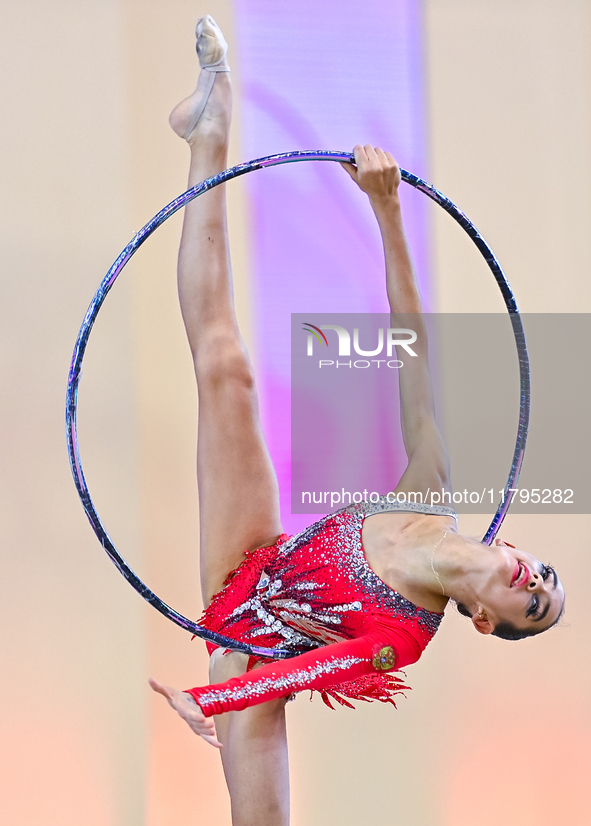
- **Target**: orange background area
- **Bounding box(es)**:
[0,1,589,824]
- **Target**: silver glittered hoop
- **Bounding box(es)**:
[66,150,530,658]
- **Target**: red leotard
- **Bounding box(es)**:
[186,497,457,716]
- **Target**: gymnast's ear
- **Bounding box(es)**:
[472,608,494,635]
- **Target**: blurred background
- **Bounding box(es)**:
[0,1,589,824]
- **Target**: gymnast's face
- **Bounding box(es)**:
[472,539,565,636]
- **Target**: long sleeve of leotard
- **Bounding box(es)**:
[185,617,424,717]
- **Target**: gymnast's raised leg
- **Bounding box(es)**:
[150,16,290,826]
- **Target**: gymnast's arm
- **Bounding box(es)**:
[150,620,419,738]
[180,619,422,718]
[341,146,451,497]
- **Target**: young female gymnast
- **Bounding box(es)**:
[150,15,565,825]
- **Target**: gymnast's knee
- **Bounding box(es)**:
[193,330,254,390]
[209,647,250,683]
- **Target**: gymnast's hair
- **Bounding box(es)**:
[454,600,566,641]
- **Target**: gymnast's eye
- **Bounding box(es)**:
[541,564,554,581]
[527,595,540,619]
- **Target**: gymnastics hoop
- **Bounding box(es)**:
[66,150,530,659]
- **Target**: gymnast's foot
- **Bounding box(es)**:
[169,14,231,148]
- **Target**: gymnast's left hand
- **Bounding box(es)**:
[340,145,401,205]
[149,678,223,748]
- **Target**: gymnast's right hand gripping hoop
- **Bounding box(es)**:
[66,150,530,659]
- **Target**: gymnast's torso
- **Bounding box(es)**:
[195,497,458,711]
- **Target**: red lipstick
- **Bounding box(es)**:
[511,561,530,588]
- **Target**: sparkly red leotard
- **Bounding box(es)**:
[186,497,457,716]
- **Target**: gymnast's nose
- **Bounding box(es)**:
[527,571,541,591]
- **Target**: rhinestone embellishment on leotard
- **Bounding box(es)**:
[202,496,447,661]
[196,654,366,710]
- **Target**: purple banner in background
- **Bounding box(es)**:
[235,0,429,533]
[292,314,408,513]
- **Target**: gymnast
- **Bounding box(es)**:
[149,15,565,825]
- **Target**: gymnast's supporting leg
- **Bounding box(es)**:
[168,17,289,826]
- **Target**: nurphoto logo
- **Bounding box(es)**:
[302,322,417,369]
